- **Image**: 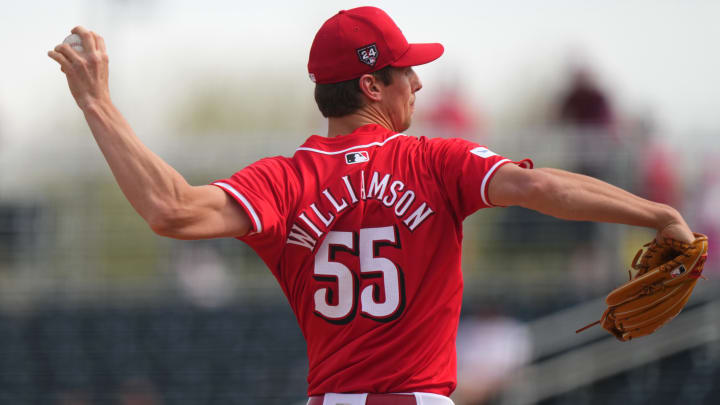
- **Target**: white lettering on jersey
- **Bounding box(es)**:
[342,175,359,203]
[286,171,435,250]
[394,190,415,216]
[310,203,334,227]
[360,170,367,200]
[287,224,318,250]
[470,146,497,158]
[403,202,435,231]
[299,213,323,237]
[323,188,349,213]
[367,171,391,200]
[382,180,404,207]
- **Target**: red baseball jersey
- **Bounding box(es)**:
[212,124,532,396]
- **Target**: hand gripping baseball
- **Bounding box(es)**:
[48,26,110,110]
[577,233,708,341]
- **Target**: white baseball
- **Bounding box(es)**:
[63,33,84,52]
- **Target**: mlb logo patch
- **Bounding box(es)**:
[470,146,497,159]
[670,264,687,278]
[357,44,378,67]
[345,151,369,164]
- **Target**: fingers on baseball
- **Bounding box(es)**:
[54,43,84,68]
[71,26,97,51]
[93,32,107,53]
[48,49,71,72]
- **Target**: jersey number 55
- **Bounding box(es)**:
[313,225,406,324]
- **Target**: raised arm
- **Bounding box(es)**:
[487,163,694,243]
[48,26,250,240]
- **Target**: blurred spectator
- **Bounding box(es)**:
[693,158,720,275]
[175,244,235,308]
[639,142,681,206]
[556,64,618,180]
[559,67,614,130]
[634,116,682,209]
[452,315,531,405]
[420,78,484,141]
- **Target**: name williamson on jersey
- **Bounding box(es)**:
[287,170,435,250]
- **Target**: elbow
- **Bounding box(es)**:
[147,213,174,237]
[146,206,185,238]
[148,217,173,237]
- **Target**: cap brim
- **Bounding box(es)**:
[391,43,444,68]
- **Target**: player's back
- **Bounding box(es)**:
[213,123,522,396]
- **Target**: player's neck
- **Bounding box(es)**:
[326,107,394,138]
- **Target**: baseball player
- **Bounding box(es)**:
[49,6,696,405]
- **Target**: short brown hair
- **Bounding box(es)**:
[314,66,395,118]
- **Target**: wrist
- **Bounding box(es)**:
[80,96,113,116]
[653,203,694,243]
[78,91,112,112]
[655,204,682,231]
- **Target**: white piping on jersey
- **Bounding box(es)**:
[295,133,407,155]
[480,159,510,207]
[213,182,262,233]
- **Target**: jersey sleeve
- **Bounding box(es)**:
[425,137,533,220]
[211,156,298,249]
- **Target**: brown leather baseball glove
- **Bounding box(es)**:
[577,233,708,341]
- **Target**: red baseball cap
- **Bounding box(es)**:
[308,7,444,84]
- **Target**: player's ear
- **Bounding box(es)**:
[358,73,383,102]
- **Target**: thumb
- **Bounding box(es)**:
[657,222,694,245]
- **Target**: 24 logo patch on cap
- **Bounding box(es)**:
[357,44,378,67]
